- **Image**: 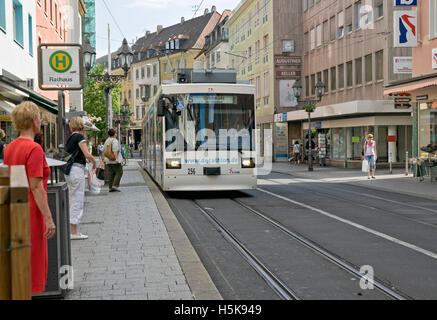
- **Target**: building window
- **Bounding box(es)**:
[136,88,139,99]
[323,69,329,93]
[147,66,151,78]
[28,15,33,56]
[323,20,329,44]
[330,67,336,91]
[13,0,23,47]
[305,76,310,97]
[346,61,353,87]
[263,71,270,98]
[354,1,361,30]
[136,69,139,80]
[338,11,344,39]
[346,6,353,34]
[0,0,6,32]
[338,64,344,89]
[316,24,322,47]
[153,64,157,77]
[330,16,336,41]
[374,0,383,19]
[310,28,315,50]
[263,34,269,63]
[375,50,383,80]
[431,0,437,39]
[355,57,362,85]
[163,63,167,74]
[141,67,145,79]
[303,0,308,12]
[365,54,372,83]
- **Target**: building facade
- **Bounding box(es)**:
[0,0,58,147]
[226,0,304,162]
[284,0,414,167]
[384,0,437,178]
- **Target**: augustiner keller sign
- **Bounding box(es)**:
[38,43,84,90]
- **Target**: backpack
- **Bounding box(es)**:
[104,139,116,161]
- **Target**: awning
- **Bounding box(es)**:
[0,99,15,114]
[83,117,100,132]
[28,95,58,114]
[384,78,437,96]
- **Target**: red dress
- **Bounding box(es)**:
[4,138,51,294]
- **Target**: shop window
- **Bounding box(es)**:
[419,103,437,156]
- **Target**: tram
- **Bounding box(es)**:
[142,69,257,191]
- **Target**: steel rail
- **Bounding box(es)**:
[192,200,300,301]
[232,198,411,301]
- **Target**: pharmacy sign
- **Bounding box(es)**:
[38,43,84,90]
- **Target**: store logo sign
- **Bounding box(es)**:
[395,0,417,6]
[394,11,418,47]
[432,48,437,70]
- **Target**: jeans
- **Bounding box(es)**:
[366,155,376,170]
[107,163,123,189]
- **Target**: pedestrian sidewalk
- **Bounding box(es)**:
[65,160,220,300]
[260,162,437,200]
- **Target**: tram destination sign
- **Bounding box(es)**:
[38,43,84,91]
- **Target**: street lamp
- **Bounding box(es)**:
[293,78,325,172]
[84,37,133,134]
[83,37,96,74]
[115,99,130,144]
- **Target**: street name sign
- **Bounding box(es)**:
[38,43,84,91]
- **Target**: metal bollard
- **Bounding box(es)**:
[406,151,409,176]
[389,152,393,174]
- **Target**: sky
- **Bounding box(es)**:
[95,0,241,58]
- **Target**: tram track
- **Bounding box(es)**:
[190,196,412,300]
[191,200,300,300]
[230,198,411,301]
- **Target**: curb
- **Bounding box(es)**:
[138,168,223,301]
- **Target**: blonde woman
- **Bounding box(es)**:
[65,117,96,240]
[364,134,377,179]
[4,101,56,294]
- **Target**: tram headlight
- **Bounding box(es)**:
[166,159,182,169]
[241,158,255,168]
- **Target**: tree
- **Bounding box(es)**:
[83,64,122,142]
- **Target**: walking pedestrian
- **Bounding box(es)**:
[293,141,301,166]
[129,143,134,158]
[4,101,56,294]
[0,129,6,164]
[65,117,97,240]
[364,134,377,180]
[104,129,124,192]
[97,142,104,159]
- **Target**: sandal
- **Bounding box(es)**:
[71,233,89,240]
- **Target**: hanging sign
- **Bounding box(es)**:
[432,48,437,70]
[38,43,84,91]
[395,0,417,6]
[394,11,418,48]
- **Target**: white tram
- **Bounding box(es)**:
[142,70,257,191]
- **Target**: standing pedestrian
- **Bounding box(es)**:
[129,143,134,158]
[4,101,56,294]
[65,117,96,240]
[0,129,6,164]
[364,134,377,179]
[293,141,301,166]
[104,129,124,192]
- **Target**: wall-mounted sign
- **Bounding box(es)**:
[352,136,360,143]
[416,95,429,101]
[38,43,84,91]
[432,48,437,70]
[276,70,301,79]
[387,136,397,142]
[395,0,417,6]
[279,80,298,107]
[394,11,418,48]
[390,92,412,109]
[275,56,302,66]
[393,57,413,74]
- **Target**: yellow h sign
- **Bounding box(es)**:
[49,51,72,73]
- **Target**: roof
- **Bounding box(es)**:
[132,11,220,61]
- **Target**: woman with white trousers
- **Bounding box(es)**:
[65,117,96,240]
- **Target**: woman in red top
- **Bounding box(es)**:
[4,101,56,294]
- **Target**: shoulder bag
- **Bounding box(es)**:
[104,139,116,161]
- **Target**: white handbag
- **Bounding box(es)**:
[362,159,369,173]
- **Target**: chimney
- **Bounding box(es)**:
[181,17,185,24]
[157,25,163,34]
[204,8,209,15]
[211,5,216,12]
[146,30,151,38]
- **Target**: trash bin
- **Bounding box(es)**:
[33,160,71,299]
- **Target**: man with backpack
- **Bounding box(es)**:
[103,129,124,192]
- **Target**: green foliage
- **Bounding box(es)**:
[83,64,122,142]
[303,104,316,113]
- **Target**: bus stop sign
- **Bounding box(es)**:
[38,43,84,91]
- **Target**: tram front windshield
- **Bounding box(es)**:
[165,93,255,151]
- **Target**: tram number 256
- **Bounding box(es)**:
[188,168,196,175]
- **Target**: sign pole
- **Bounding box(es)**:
[57,90,65,148]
